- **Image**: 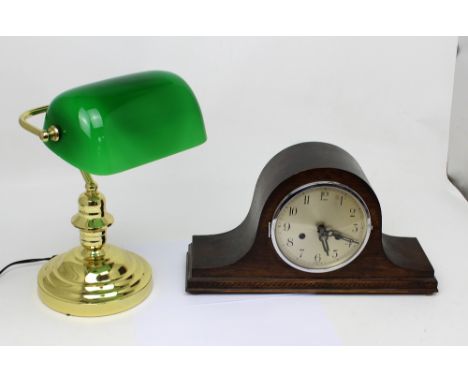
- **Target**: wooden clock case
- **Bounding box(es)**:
[186,142,438,294]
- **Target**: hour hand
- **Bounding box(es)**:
[317,224,330,256]
[319,235,330,256]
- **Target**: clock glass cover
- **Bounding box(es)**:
[271,182,372,273]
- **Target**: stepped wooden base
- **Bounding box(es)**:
[186,234,437,295]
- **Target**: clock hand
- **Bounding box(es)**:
[319,235,330,256]
[327,229,359,245]
[317,224,330,256]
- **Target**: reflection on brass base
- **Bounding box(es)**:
[38,244,152,317]
[37,174,152,317]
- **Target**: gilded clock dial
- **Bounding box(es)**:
[272,182,371,272]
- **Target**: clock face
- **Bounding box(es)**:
[271,182,372,273]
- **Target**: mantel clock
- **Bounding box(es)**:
[186,142,437,294]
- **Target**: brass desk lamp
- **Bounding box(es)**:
[19,71,206,317]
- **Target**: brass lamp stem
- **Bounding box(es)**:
[80,170,98,193]
[72,174,113,258]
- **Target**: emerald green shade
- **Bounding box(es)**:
[43,71,206,175]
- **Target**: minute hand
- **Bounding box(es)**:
[328,230,359,245]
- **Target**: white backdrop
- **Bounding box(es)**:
[0,37,466,345]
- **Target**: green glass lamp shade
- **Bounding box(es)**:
[43,71,206,175]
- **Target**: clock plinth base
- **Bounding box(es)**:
[186,234,437,295]
[38,244,153,317]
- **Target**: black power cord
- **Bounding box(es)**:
[0,256,56,277]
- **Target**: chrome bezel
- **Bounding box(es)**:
[270,181,372,273]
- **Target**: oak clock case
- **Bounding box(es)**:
[186,142,438,294]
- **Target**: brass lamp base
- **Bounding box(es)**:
[38,245,152,317]
[37,173,152,317]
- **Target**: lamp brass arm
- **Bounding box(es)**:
[80,170,98,192]
[19,105,98,192]
[19,105,60,142]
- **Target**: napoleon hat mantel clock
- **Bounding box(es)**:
[186,142,437,294]
[20,71,206,316]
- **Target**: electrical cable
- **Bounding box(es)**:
[0,256,56,277]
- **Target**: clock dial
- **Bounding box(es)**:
[271,182,371,272]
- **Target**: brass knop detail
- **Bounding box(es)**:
[71,188,114,256]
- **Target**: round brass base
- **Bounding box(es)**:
[38,244,152,317]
